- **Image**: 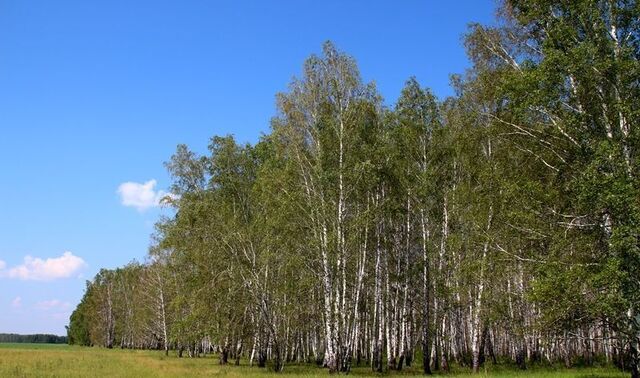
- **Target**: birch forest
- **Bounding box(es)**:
[67,1,640,376]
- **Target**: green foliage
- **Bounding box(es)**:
[0,334,67,344]
[68,1,640,374]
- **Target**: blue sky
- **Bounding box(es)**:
[0,0,495,335]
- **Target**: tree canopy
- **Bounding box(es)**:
[68,1,640,376]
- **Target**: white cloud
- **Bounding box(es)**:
[11,296,22,308]
[7,252,86,281]
[0,260,5,270]
[117,179,174,211]
[35,299,70,311]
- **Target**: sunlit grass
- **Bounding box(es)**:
[0,343,628,377]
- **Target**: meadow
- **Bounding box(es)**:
[0,343,629,378]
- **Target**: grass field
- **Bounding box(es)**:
[0,343,629,377]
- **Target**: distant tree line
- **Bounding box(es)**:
[68,1,639,376]
[0,333,67,344]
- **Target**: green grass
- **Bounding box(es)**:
[0,343,629,377]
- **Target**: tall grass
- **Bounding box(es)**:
[0,344,628,377]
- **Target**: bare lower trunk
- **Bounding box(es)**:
[157,272,169,357]
[219,341,229,365]
[472,206,492,373]
[421,210,432,374]
[320,222,338,374]
[373,211,384,373]
[628,308,639,378]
